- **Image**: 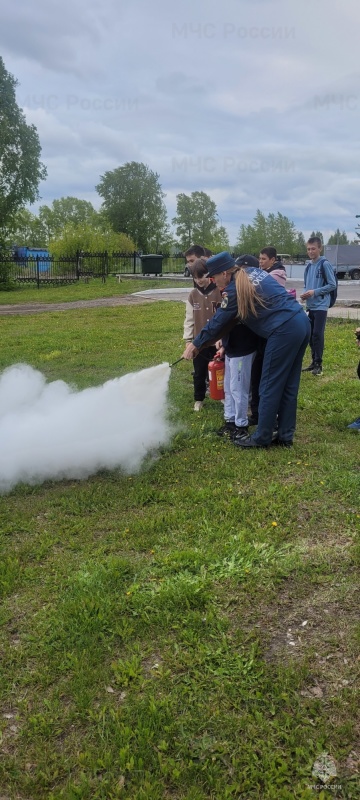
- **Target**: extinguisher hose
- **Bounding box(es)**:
[169,357,185,367]
[170,351,223,368]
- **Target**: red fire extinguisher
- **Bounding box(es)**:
[208,355,225,400]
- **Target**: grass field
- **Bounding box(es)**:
[0,276,189,305]
[0,287,359,800]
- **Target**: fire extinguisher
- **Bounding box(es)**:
[208,355,225,400]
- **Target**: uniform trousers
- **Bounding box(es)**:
[252,311,311,446]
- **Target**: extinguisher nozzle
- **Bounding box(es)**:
[169,357,185,368]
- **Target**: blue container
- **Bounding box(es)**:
[13,246,50,272]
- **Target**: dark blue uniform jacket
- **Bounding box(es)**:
[193,269,305,351]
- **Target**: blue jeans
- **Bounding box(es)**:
[253,311,311,445]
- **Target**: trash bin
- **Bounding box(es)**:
[140,254,163,275]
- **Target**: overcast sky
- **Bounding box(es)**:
[1,0,360,244]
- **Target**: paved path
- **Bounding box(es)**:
[132,288,360,319]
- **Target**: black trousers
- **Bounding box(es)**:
[308,309,328,366]
[193,346,216,401]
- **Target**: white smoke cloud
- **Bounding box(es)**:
[0,363,172,493]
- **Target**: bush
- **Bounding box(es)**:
[49,223,135,259]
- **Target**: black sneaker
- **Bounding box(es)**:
[216,421,237,437]
[312,365,323,376]
[231,426,249,441]
[271,438,293,448]
[302,363,315,372]
[233,435,268,449]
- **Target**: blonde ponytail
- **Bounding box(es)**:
[235,268,259,318]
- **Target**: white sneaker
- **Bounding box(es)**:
[194,401,204,411]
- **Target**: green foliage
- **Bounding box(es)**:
[0,260,14,290]
[96,161,169,251]
[49,223,135,258]
[37,197,99,242]
[236,209,304,256]
[327,229,350,245]
[295,230,307,252]
[310,230,324,243]
[0,56,47,241]
[2,207,47,248]
[172,191,229,251]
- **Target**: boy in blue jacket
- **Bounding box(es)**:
[300,236,336,376]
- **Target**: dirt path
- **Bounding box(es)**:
[0,295,158,316]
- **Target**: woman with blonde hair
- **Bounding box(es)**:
[182,251,310,448]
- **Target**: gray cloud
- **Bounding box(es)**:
[1,0,359,242]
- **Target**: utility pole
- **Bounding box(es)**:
[355,215,360,241]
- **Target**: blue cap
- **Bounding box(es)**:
[234,254,259,268]
[205,251,235,277]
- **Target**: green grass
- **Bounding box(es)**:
[0,299,359,800]
[0,275,189,304]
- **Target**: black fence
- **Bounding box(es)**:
[0,250,310,289]
[0,251,188,288]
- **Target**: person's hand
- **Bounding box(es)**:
[182,342,198,360]
[300,289,315,300]
[216,345,225,358]
[215,339,222,349]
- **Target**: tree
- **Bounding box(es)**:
[295,231,307,253]
[310,230,324,243]
[38,197,98,241]
[5,207,46,247]
[210,225,230,252]
[172,191,228,251]
[96,162,169,252]
[235,222,258,255]
[0,56,47,242]
[235,210,305,256]
[327,229,349,245]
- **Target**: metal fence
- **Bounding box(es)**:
[0,251,188,288]
[0,250,311,289]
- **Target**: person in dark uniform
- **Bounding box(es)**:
[182,251,311,449]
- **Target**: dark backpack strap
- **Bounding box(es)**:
[318,257,327,284]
